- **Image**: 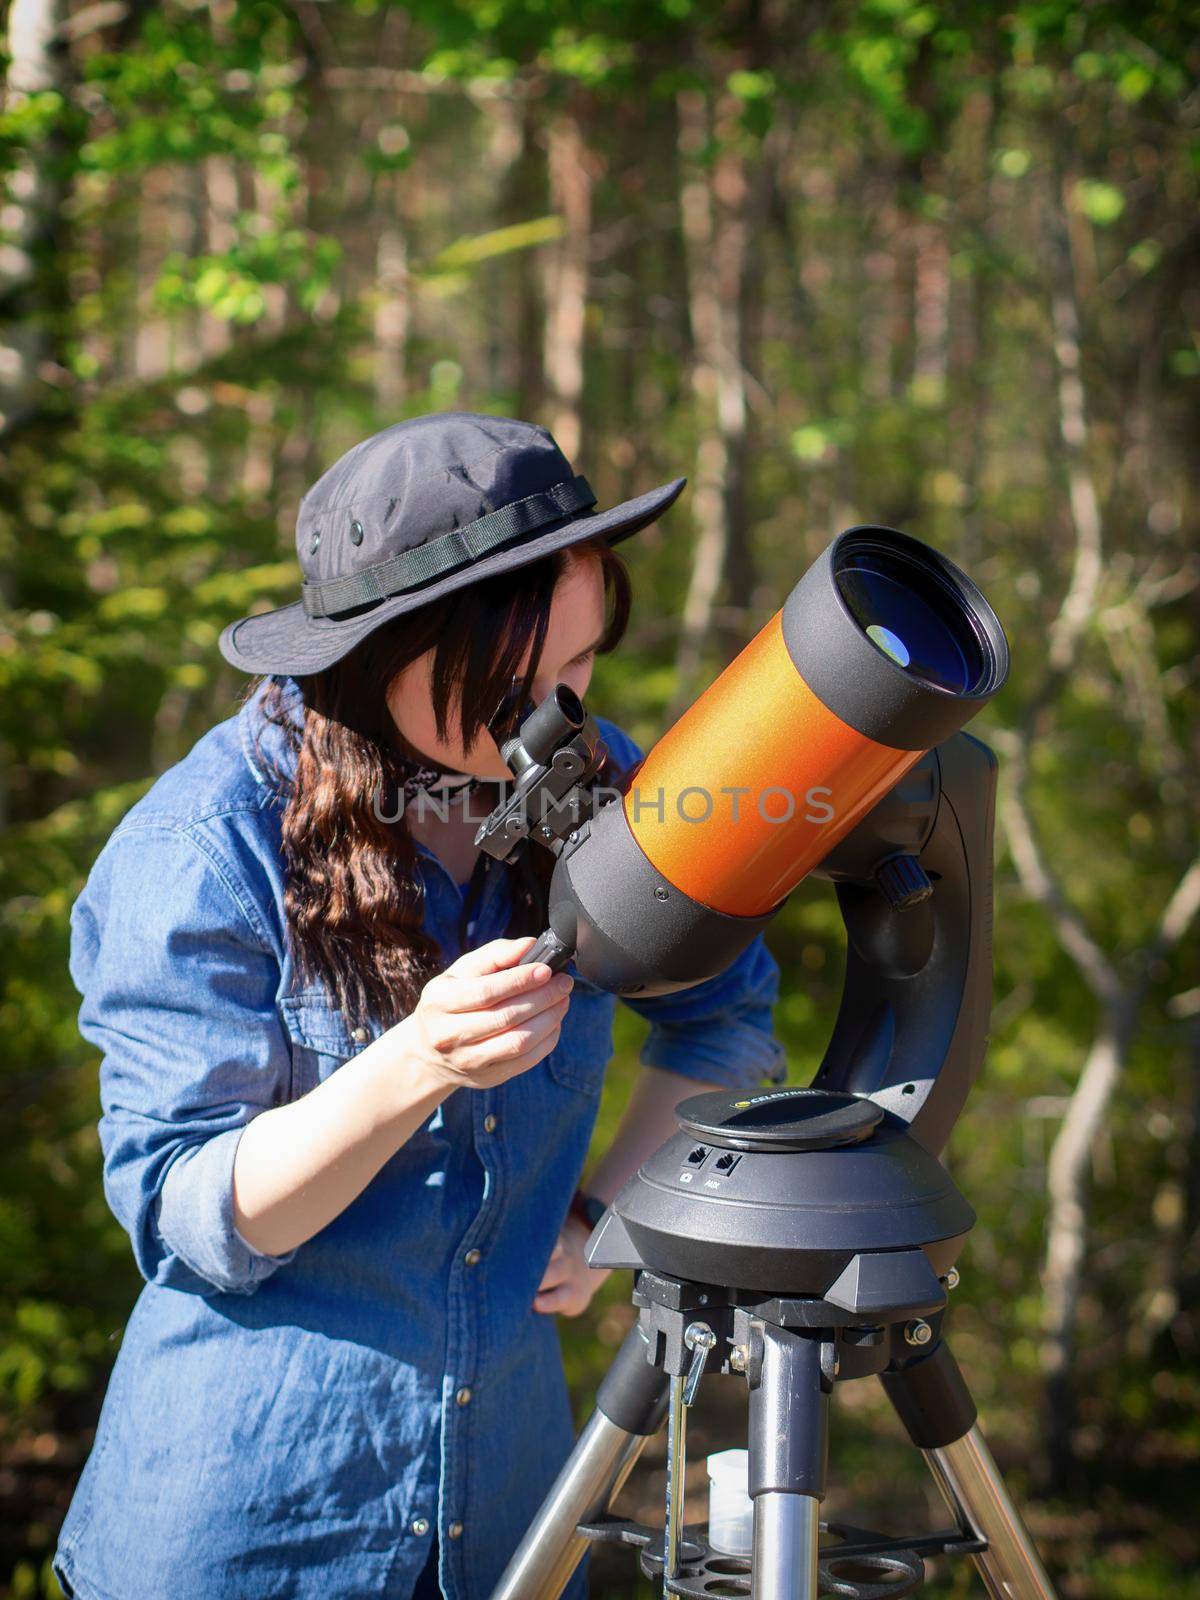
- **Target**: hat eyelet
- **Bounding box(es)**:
[349,519,364,546]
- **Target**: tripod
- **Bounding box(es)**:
[487,734,1058,1599]
[490,1100,1054,1600]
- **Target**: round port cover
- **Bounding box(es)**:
[675,1087,884,1153]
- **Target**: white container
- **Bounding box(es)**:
[706,1447,754,1557]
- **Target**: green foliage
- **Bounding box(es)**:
[81,10,299,175]
[1,0,1196,1593]
[156,230,343,322]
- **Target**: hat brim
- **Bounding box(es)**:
[218,476,686,677]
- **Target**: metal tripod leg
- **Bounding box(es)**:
[926,1428,1057,1600]
[748,1323,829,1600]
[881,1338,1057,1600]
[488,1324,669,1600]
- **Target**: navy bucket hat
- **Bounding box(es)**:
[218,412,686,676]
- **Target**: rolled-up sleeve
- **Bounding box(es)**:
[69,822,297,1296]
[592,713,787,1090]
[621,935,787,1089]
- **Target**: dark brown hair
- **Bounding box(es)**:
[246,536,632,1029]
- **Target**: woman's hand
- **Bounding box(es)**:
[395,935,573,1094]
[533,1216,612,1317]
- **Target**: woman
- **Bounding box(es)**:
[53,413,785,1600]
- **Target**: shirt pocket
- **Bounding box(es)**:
[279,992,362,1096]
[543,971,614,1098]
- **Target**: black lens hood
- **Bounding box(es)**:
[781,525,1010,751]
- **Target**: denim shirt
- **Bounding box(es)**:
[53,677,785,1600]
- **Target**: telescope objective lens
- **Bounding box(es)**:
[835,540,995,697]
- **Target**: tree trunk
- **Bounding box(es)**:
[0,0,70,441]
[135,166,172,382]
[1046,173,1104,679]
[1039,1012,1131,1478]
[375,168,410,416]
[202,155,239,363]
[949,74,999,566]
[670,87,749,715]
[720,118,781,656]
[495,96,545,419]
[542,103,593,461]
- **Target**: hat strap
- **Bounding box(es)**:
[301,475,596,619]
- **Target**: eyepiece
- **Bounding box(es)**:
[519,682,587,766]
[552,683,586,726]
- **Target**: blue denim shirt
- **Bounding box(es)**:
[53,677,785,1600]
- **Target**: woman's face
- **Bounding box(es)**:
[386,549,607,780]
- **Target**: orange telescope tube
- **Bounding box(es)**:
[624,609,926,917]
[622,525,1009,921]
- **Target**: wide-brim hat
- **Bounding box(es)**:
[218,412,685,676]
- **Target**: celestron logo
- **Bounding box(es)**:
[733,1090,818,1108]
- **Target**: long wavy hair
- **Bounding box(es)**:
[244,535,632,1029]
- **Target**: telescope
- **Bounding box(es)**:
[475,525,1057,1600]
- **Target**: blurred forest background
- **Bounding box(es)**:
[1,0,1197,1595]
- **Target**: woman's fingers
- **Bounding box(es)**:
[403,935,577,1091]
[533,1285,568,1313]
[470,1024,565,1086]
[440,962,561,1015]
[534,1282,587,1317]
[454,994,570,1074]
[534,1227,609,1315]
[538,1254,568,1292]
[443,935,540,979]
[447,976,573,1047]
[437,937,561,1014]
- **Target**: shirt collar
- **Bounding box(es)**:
[238,675,305,793]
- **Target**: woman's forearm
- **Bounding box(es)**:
[232,938,572,1258]
[232,1023,451,1257]
[585,1064,728,1205]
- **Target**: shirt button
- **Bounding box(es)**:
[350,1026,368,1043]
[464,1248,481,1267]
[483,1114,497,1134]
[448,1521,464,1541]
[455,1386,472,1407]
[411,1517,430,1537]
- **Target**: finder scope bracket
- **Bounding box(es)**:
[474,683,609,863]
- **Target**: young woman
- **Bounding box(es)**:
[53,414,785,1600]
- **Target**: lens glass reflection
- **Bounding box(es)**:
[836,547,988,694]
[865,623,910,667]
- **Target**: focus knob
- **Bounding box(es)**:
[873,853,933,910]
